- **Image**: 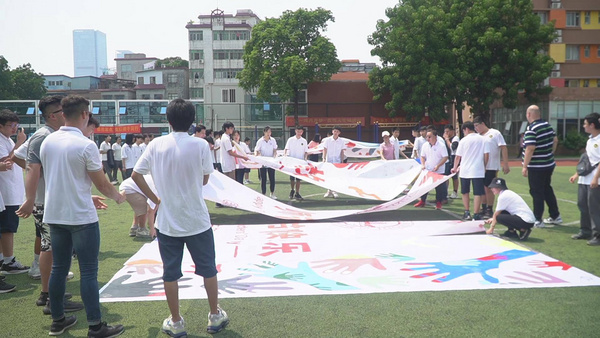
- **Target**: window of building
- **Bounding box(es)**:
[191,88,204,99]
[213,30,249,41]
[191,69,204,82]
[115,95,125,100]
[56,81,63,86]
[583,80,589,87]
[142,94,151,99]
[150,76,156,84]
[168,93,179,100]
[213,50,244,60]
[597,45,600,58]
[214,69,242,79]
[566,80,579,87]
[584,45,590,58]
[585,11,591,25]
[154,94,163,99]
[138,77,144,85]
[121,64,132,72]
[189,31,203,41]
[566,45,580,61]
[49,81,55,86]
[222,89,236,103]
[167,74,178,84]
[190,50,204,60]
[566,12,580,27]
[536,12,547,24]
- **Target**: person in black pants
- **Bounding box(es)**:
[485,178,536,241]
[255,126,278,199]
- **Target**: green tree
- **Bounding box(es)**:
[0,56,47,100]
[155,57,189,69]
[368,0,555,122]
[239,8,341,126]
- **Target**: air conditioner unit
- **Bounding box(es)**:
[551,3,562,9]
[199,59,204,64]
[552,64,561,71]
[551,71,561,78]
[553,36,562,43]
[556,29,562,36]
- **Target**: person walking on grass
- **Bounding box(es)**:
[323,126,345,198]
[255,126,278,199]
[132,99,229,336]
[569,112,600,246]
[415,130,448,210]
[484,178,535,241]
[284,125,309,200]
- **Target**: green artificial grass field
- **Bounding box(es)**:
[1,165,599,337]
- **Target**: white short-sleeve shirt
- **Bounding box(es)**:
[13,139,29,160]
[255,137,277,157]
[214,138,222,163]
[285,136,308,160]
[578,133,600,185]
[122,144,133,169]
[112,143,122,161]
[119,174,158,209]
[413,136,426,158]
[40,126,102,225]
[495,189,536,224]
[482,128,506,171]
[455,132,488,179]
[134,132,214,237]
[220,133,235,173]
[323,136,345,163]
[99,141,111,161]
[421,140,449,174]
[131,143,143,167]
[0,133,25,206]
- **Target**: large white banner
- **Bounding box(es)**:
[306,138,411,158]
[204,169,452,220]
[99,221,600,303]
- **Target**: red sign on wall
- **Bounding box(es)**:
[286,116,365,127]
[95,124,142,134]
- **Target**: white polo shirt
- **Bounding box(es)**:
[112,142,122,161]
[214,138,222,163]
[285,136,308,160]
[323,136,345,163]
[122,144,133,169]
[496,189,536,224]
[131,143,143,166]
[482,128,506,171]
[579,133,600,185]
[455,132,489,179]
[119,174,158,209]
[390,136,400,159]
[40,126,102,225]
[421,140,449,174]
[99,141,110,161]
[134,132,214,237]
[0,133,25,206]
[220,133,235,173]
[413,136,426,158]
[255,137,277,157]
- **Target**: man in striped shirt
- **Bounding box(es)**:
[522,105,562,227]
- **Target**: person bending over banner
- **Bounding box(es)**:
[119,175,157,239]
[484,178,535,241]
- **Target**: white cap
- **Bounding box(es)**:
[381,131,390,137]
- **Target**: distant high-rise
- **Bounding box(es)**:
[73,29,108,77]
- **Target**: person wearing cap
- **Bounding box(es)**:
[484,178,535,240]
[379,131,396,160]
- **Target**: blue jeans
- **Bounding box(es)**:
[49,222,101,325]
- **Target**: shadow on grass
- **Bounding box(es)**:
[98,250,134,261]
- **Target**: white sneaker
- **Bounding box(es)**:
[243,179,250,185]
[270,193,277,200]
[543,216,563,225]
[332,191,339,199]
[67,271,74,280]
[136,228,151,238]
[129,226,139,237]
[534,220,545,228]
[162,315,186,337]
[207,307,229,334]
[449,191,458,199]
[29,259,41,279]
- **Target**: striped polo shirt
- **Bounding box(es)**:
[523,119,556,170]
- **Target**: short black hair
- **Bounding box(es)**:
[61,95,89,120]
[584,112,600,130]
[332,126,341,132]
[38,95,63,118]
[88,116,100,128]
[194,125,206,133]
[444,124,454,131]
[222,121,234,131]
[166,98,195,132]
[295,125,303,130]
[263,126,271,133]
[125,133,134,145]
[473,116,488,126]
[419,126,427,132]
[244,137,250,142]
[392,127,400,132]
[462,121,475,132]
[0,109,19,125]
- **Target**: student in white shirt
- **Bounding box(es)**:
[443,124,460,199]
[99,135,115,183]
[213,131,222,172]
[255,126,278,199]
[284,125,309,200]
[122,134,135,179]
[322,126,345,198]
[220,121,249,180]
[412,126,427,159]
[485,178,535,241]
[40,95,125,337]
[415,130,449,210]
[131,134,144,167]
[451,121,489,221]
[241,137,253,184]
[111,137,124,183]
[132,98,229,335]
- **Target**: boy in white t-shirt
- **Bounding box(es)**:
[284,125,308,200]
[485,178,535,241]
[220,121,249,180]
[322,126,345,198]
[132,99,229,336]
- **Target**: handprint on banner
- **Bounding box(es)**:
[357,275,409,289]
[505,271,567,284]
[240,261,357,291]
[100,275,193,298]
[218,275,293,294]
[311,257,387,274]
[125,259,163,275]
[377,253,416,263]
[401,249,537,284]
[529,260,572,271]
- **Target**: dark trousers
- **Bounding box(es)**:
[235,169,245,184]
[577,184,600,237]
[496,211,534,231]
[260,167,276,194]
[125,168,133,179]
[421,181,447,202]
[102,161,114,181]
[527,167,560,221]
[112,160,124,182]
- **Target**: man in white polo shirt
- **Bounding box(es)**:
[415,130,449,210]
[220,121,249,180]
[132,98,229,335]
[451,121,489,221]
[322,126,345,198]
[99,135,115,183]
[284,125,309,200]
[40,95,125,337]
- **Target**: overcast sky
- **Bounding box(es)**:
[0,0,400,77]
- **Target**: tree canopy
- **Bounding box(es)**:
[0,56,46,100]
[155,57,189,69]
[368,0,555,122]
[238,8,341,125]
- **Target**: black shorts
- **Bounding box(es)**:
[460,177,485,196]
[483,170,498,187]
[157,228,217,282]
[0,205,19,233]
[289,176,302,182]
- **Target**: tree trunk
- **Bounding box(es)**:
[293,88,300,127]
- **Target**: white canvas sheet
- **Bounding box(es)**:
[99,221,600,303]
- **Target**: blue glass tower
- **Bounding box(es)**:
[73,29,108,77]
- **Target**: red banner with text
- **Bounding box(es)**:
[94,124,142,134]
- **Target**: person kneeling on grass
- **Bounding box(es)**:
[484,178,535,241]
[119,174,157,239]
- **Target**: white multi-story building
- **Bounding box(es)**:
[186,8,261,127]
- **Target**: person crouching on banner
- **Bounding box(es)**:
[484,178,535,241]
[119,174,157,239]
[415,130,448,209]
